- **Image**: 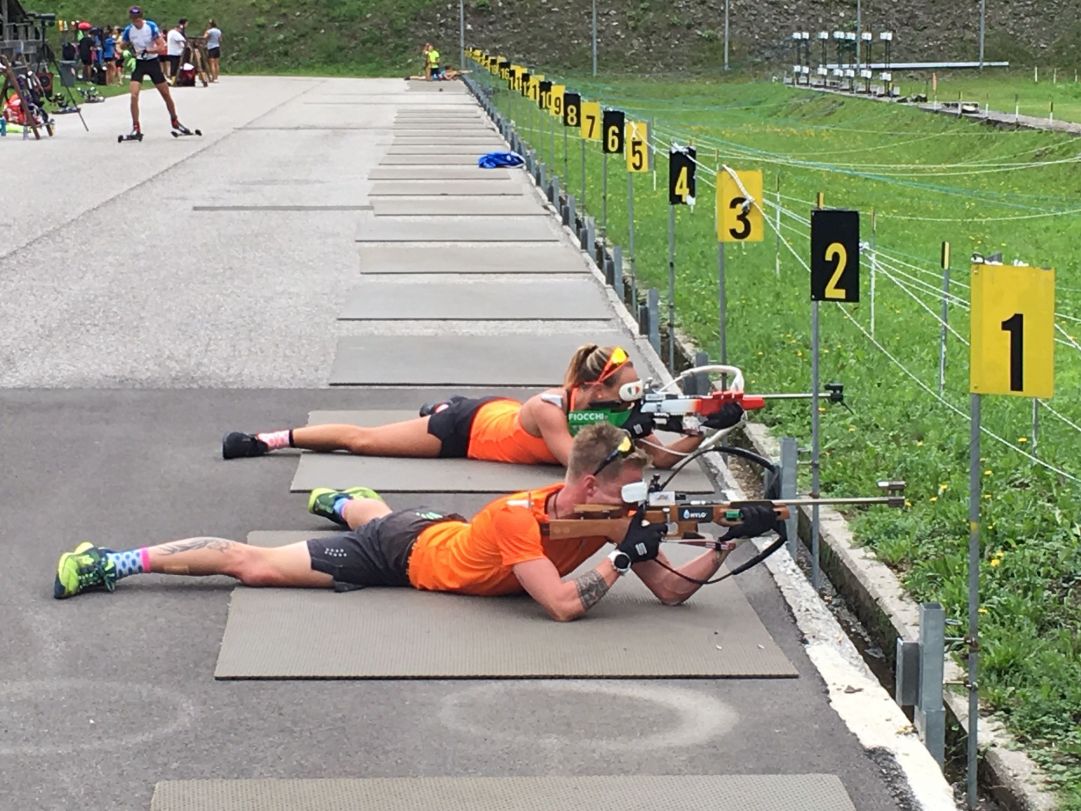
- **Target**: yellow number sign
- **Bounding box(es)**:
[970,263,1055,398]
[625,121,649,173]
[580,101,601,141]
[716,169,764,243]
[549,84,565,118]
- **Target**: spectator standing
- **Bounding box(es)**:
[77,28,95,81]
[101,27,117,85]
[166,19,187,81]
[204,20,222,81]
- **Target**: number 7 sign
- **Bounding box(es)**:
[970,264,1055,398]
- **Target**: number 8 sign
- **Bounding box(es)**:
[970,264,1055,398]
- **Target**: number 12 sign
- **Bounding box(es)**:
[970,263,1054,398]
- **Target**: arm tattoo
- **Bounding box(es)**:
[574,570,611,612]
[156,537,233,555]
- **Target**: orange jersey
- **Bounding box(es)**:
[466,398,559,465]
[407,483,608,596]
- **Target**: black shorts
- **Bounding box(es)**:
[132,58,166,84]
[168,55,181,74]
[425,395,503,458]
[208,47,221,59]
[307,507,464,591]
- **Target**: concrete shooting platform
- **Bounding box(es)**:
[367,167,514,181]
[355,214,561,242]
[328,333,646,387]
[336,278,611,319]
[371,197,546,216]
[369,180,527,196]
[356,244,590,274]
[0,74,930,811]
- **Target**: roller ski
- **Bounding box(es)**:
[118,126,143,143]
[170,121,201,138]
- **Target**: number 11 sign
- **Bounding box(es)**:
[970,263,1054,398]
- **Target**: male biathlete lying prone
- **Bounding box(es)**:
[54,424,780,620]
[222,344,744,470]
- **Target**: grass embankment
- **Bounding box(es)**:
[44,0,444,76]
[480,70,1081,806]
[911,68,1081,123]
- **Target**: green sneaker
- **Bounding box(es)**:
[53,542,117,600]
[307,486,383,526]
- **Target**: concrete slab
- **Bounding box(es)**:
[328,333,642,386]
[392,124,494,133]
[337,278,611,320]
[368,168,512,181]
[387,145,496,155]
[0,389,910,811]
[355,215,560,243]
[380,155,479,166]
[216,536,792,678]
[372,197,545,216]
[357,244,589,274]
[152,775,854,811]
[290,411,717,494]
[369,181,526,196]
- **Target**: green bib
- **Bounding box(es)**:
[567,407,632,436]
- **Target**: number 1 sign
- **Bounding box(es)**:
[970,263,1054,398]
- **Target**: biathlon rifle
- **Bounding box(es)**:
[542,468,906,582]
[580,365,845,444]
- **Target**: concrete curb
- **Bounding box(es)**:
[465,69,1058,811]
[740,423,1059,811]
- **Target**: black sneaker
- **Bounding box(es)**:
[222,431,269,459]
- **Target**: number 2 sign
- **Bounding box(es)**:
[810,209,860,303]
[970,263,1055,398]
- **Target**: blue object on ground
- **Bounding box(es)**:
[477,151,525,169]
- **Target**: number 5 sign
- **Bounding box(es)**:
[717,169,763,242]
[810,209,860,303]
[970,264,1054,397]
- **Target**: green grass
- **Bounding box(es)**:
[915,68,1081,123]
[479,68,1081,806]
[43,0,445,76]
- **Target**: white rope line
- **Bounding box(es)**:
[761,204,1081,484]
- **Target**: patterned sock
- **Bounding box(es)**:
[333,494,352,520]
[106,548,149,580]
[256,429,293,450]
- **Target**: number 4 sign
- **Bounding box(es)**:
[970,264,1054,397]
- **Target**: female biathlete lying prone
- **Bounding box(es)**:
[222,344,745,470]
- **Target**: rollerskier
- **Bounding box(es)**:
[118,6,196,141]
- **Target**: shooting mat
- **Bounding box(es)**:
[367,167,511,181]
[336,278,611,320]
[328,333,641,387]
[214,533,796,679]
[357,244,588,274]
[368,181,526,196]
[288,411,717,494]
[152,775,851,811]
[355,215,560,242]
[380,155,485,166]
[371,197,545,216]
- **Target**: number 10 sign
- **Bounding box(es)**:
[970,263,1054,398]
